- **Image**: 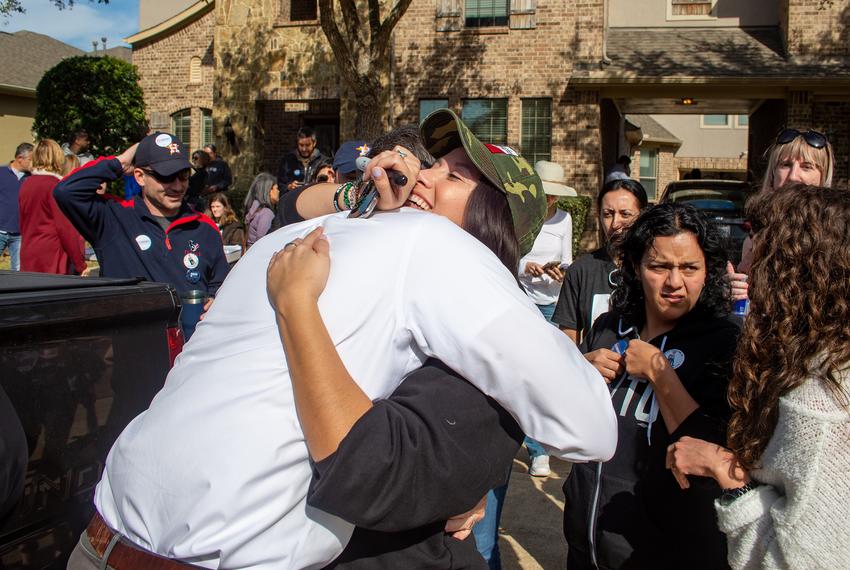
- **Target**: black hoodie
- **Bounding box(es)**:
[564,310,740,570]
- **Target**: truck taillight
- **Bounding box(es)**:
[166,326,184,369]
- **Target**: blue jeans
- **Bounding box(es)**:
[536,302,557,325]
[524,436,547,459]
[473,471,512,569]
[0,231,21,270]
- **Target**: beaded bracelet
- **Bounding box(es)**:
[332,183,348,213]
[344,182,358,209]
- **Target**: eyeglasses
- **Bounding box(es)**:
[776,128,828,149]
[141,168,191,184]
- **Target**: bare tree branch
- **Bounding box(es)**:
[367,0,381,51]
[338,0,365,55]
[318,0,359,86]
[374,0,413,59]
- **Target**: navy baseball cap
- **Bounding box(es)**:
[134,132,192,176]
[333,140,370,175]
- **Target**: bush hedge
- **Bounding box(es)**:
[557,195,593,258]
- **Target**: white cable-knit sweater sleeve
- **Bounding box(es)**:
[715,373,850,570]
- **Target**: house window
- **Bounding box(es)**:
[189,57,202,84]
[171,109,192,147]
[736,115,749,128]
[520,98,551,163]
[290,0,317,21]
[669,0,714,17]
[465,0,509,28]
[639,149,658,201]
[201,109,213,149]
[461,99,508,145]
[419,99,449,124]
[702,114,730,128]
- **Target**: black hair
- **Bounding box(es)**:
[462,179,520,278]
[14,143,33,158]
[310,159,334,182]
[368,125,435,167]
[610,202,730,321]
[296,126,316,141]
[68,130,88,145]
[204,143,217,153]
[617,155,631,165]
[596,178,649,212]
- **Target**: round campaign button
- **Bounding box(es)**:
[611,339,629,355]
[294,169,301,177]
[186,269,201,284]
[183,253,199,269]
[664,349,686,369]
[135,234,152,251]
[155,134,173,147]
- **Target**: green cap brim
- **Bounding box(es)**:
[419,108,547,257]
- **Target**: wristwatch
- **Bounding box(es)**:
[719,481,759,506]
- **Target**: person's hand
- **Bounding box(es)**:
[445,494,487,541]
[666,436,748,490]
[199,297,214,321]
[80,266,94,277]
[544,265,565,282]
[117,143,139,174]
[624,339,669,383]
[267,227,330,317]
[726,261,749,302]
[584,348,624,383]
[524,261,544,277]
[287,180,301,191]
[361,146,421,211]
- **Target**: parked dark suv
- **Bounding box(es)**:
[0,272,182,569]
[659,179,753,266]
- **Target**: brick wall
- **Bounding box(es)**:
[675,156,748,177]
[132,7,215,151]
[784,0,850,57]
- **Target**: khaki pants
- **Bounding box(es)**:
[66,529,116,570]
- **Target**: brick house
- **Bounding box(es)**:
[128,0,850,240]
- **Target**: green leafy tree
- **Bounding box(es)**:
[34,55,146,155]
[0,0,108,15]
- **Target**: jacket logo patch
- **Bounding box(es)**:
[135,234,152,251]
[664,349,685,369]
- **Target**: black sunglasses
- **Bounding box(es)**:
[776,128,828,149]
[141,168,191,184]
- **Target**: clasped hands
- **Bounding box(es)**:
[584,339,670,384]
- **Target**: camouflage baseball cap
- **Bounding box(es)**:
[419,109,546,257]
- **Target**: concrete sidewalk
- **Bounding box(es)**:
[498,454,572,569]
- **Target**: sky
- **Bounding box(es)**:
[0,0,139,51]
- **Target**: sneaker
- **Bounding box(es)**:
[529,455,551,477]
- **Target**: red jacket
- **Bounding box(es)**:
[18,173,86,275]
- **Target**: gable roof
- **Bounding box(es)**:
[625,115,681,147]
[124,0,214,47]
[0,30,83,95]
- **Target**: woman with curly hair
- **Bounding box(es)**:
[564,202,740,569]
[667,184,850,569]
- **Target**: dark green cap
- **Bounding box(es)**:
[419,109,547,257]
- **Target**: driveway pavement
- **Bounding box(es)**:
[498,454,572,569]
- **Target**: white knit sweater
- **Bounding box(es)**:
[715,368,850,569]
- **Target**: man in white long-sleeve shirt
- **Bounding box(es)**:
[74,111,617,570]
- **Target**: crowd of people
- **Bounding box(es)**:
[0,111,846,570]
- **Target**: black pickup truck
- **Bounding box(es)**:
[0,271,182,569]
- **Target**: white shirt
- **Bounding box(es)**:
[518,208,573,305]
[95,209,616,569]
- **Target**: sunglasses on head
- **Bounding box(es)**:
[141,168,191,184]
[776,128,828,149]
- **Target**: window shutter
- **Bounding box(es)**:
[510,0,536,29]
[436,0,462,31]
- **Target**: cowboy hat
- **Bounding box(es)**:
[534,160,577,197]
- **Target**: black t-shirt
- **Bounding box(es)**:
[564,310,740,570]
[308,359,523,569]
[552,247,617,341]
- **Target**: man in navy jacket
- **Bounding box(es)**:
[54,132,229,297]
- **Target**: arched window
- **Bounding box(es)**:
[201,109,213,149]
[171,109,192,146]
[189,57,202,84]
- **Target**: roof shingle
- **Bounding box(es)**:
[0,30,83,92]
